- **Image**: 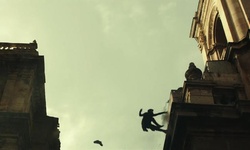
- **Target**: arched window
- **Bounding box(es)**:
[214,15,227,60]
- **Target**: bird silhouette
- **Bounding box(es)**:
[93,140,103,146]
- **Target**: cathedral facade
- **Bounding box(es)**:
[164,0,250,149]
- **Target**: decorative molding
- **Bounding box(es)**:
[0,41,37,50]
[208,6,219,50]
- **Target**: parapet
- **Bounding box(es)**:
[0,40,38,55]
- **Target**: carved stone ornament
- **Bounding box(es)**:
[185,62,202,80]
[198,30,206,44]
[198,29,207,51]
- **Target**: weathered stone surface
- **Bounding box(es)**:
[0,41,60,150]
[164,0,250,149]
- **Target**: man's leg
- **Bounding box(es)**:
[155,128,167,133]
[150,125,167,133]
[143,127,148,132]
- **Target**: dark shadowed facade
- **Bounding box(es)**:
[0,41,60,149]
[164,0,250,150]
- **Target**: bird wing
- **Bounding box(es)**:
[93,140,103,146]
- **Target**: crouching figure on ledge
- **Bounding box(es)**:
[139,108,167,133]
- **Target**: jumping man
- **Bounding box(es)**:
[139,109,167,133]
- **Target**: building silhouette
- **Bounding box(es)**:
[164,0,250,150]
[0,41,60,149]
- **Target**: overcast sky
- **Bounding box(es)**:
[0,0,202,149]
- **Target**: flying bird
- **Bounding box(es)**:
[93,140,103,146]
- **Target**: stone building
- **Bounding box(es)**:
[0,41,60,149]
[164,0,250,150]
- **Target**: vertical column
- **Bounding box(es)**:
[217,0,248,42]
[236,52,250,99]
[238,0,250,28]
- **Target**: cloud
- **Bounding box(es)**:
[95,4,114,34]
[158,1,177,15]
[129,4,146,21]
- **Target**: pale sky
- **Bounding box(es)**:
[0,0,202,149]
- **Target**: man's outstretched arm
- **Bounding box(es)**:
[139,109,143,116]
[153,111,167,116]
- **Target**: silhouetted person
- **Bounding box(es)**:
[139,109,167,133]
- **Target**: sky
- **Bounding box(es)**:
[0,0,203,149]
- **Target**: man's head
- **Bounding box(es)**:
[148,109,154,113]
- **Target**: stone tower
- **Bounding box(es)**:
[164,0,250,150]
[0,41,60,149]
